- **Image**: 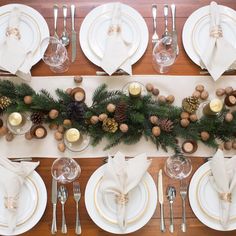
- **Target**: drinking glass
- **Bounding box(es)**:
[51,157,81,184]
[164,154,192,180]
[152,37,177,73]
[40,36,69,73]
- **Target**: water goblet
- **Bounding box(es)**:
[152,37,177,73]
[51,157,81,184]
[164,154,192,180]
[40,36,69,73]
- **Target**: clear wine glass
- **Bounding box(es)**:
[51,157,81,184]
[152,37,177,73]
[40,36,69,73]
[164,154,192,180]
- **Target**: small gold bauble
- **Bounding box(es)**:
[119,123,129,133]
[180,112,190,119]
[145,83,154,92]
[149,115,159,125]
[152,126,161,137]
[65,128,80,143]
[25,131,33,140]
[200,90,209,100]
[49,109,59,119]
[107,103,116,113]
[192,91,201,98]
[90,115,99,124]
[63,119,72,127]
[166,95,175,104]
[216,88,225,97]
[98,113,108,122]
[58,142,66,152]
[54,131,63,141]
[200,131,210,141]
[225,112,233,122]
[225,86,233,95]
[23,95,32,105]
[180,118,190,128]
[5,132,14,142]
[195,84,205,92]
[224,141,232,150]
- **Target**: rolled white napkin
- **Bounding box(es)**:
[199,1,236,81]
[209,149,236,228]
[100,151,151,230]
[0,7,32,81]
[0,157,39,232]
[101,2,132,75]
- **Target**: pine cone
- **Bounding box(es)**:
[182,96,200,114]
[102,118,118,133]
[0,96,11,110]
[158,118,174,132]
[66,101,86,121]
[30,112,44,124]
[114,101,128,123]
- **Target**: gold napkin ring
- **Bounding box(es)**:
[5,27,21,40]
[210,25,223,38]
[116,193,129,205]
[219,192,232,202]
[4,197,18,209]
[108,25,121,35]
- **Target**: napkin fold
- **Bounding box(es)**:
[100,152,151,230]
[199,1,236,81]
[101,2,132,75]
[0,7,32,81]
[0,157,39,232]
[209,149,236,228]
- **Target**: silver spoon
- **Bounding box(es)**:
[162,4,172,45]
[61,5,70,46]
[167,186,176,233]
[58,185,68,234]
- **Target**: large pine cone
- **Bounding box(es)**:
[66,101,86,121]
[102,118,118,133]
[182,96,200,114]
[114,101,128,123]
[30,112,44,124]
[0,96,11,110]
[158,118,174,132]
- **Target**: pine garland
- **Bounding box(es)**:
[0,79,236,154]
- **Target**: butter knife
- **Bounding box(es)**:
[51,176,57,234]
[170,4,179,55]
[71,4,76,62]
[158,169,166,232]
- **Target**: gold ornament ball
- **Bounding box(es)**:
[0,126,8,136]
[24,95,32,105]
[5,132,14,142]
[149,115,158,125]
[180,111,190,119]
[200,131,210,141]
[107,103,116,113]
[90,115,99,124]
[200,90,209,100]
[152,88,160,96]
[225,112,233,122]
[119,124,129,133]
[98,113,108,122]
[25,132,33,140]
[145,83,154,92]
[216,88,225,97]
[58,143,66,152]
[158,95,166,104]
[152,126,161,137]
[180,118,190,128]
[232,141,236,149]
[66,88,72,95]
[192,91,201,99]
[49,109,59,119]
[224,141,232,150]
[195,84,205,92]
[54,131,63,141]
[225,86,233,95]
[166,95,175,104]
[189,114,198,122]
[63,119,72,127]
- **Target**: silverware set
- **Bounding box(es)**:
[51,179,82,234]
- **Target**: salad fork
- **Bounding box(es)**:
[73,181,82,235]
[151,4,159,44]
[180,179,188,232]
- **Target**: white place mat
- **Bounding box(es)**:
[0,75,236,158]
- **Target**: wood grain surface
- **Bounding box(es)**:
[0,0,235,235]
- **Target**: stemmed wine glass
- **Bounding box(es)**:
[40,36,69,73]
[51,157,81,184]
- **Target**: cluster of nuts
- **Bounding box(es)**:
[180,111,198,128]
[192,84,209,100]
[149,115,161,137]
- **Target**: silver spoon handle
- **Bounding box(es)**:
[181,198,186,232]
[61,203,67,234]
[164,4,168,32]
[51,203,57,234]
[75,201,82,234]
[53,5,58,36]
[169,202,174,233]
[63,5,67,31]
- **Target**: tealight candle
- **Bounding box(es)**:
[65,128,80,143]
[203,98,223,116]
[128,82,142,97]
[8,112,22,126]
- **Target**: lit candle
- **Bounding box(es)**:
[8,112,22,126]
[203,98,223,116]
[65,128,80,143]
[128,82,142,97]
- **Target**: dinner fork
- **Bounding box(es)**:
[180,179,188,232]
[151,4,159,45]
[73,181,82,235]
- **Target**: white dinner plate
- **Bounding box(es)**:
[182,5,236,67]
[85,165,157,234]
[189,162,236,231]
[0,171,47,235]
[0,4,49,66]
[80,3,148,67]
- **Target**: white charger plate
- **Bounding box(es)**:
[189,162,236,231]
[0,4,49,66]
[85,165,157,234]
[182,5,236,67]
[80,3,148,67]
[0,171,47,235]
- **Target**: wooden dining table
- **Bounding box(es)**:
[1,0,236,235]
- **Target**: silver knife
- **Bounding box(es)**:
[71,4,76,62]
[170,4,179,55]
[158,169,166,232]
[51,176,57,234]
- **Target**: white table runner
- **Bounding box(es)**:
[0,75,236,158]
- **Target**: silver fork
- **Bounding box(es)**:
[151,4,159,44]
[73,181,82,235]
[180,179,188,232]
